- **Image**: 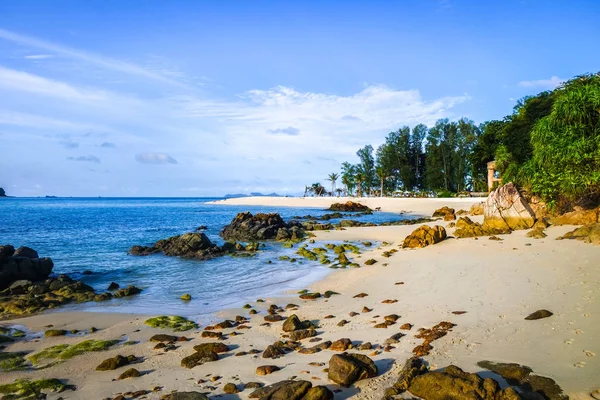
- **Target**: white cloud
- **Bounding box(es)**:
[519,76,564,89]
[24,54,54,60]
[0,28,188,88]
[135,153,178,165]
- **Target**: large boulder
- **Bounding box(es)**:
[453,216,510,238]
[408,365,521,400]
[484,183,536,231]
[327,202,371,212]
[220,212,302,242]
[249,380,333,400]
[557,223,600,245]
[0,245,54,290]
[550,207,599,226]
[402,225,447,249]
[328,353,378,387]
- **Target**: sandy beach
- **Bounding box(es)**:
[1,197,598,399]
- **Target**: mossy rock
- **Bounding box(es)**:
[319,257,331,265]
[338,253,350,265]
[323,291,339,298]
[118,367,141,380]
[0,378,74,398]
[279,255,291,261]
[312,247,328,255]
[362,241,373,247]
[296,247,318,261]
[298,289,309,294]
[364,259,377,266]
[180,294,192,301]
[28,340,120,365]
[145,316,198,332]
[282,242,294,248]
[44,329,67,337]
[0,352,28,371]
[325,243,336,250]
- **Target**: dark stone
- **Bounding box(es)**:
[328,353,378,387]
[282,314,314,332]
[107,282,120,290]
[181,350,219,368]
[525,310,553,320]
[96,355,137,371]
[162,393,210,400]
[117,368,141,380]
[193,342,229,353]
[327,202,371,212]
[113,285,142,298]
[220,212,303,242]
[249,380,313,399]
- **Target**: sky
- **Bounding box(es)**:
[1,0,599,197]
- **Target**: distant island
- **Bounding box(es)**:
[0,187,6,197]
[223,192,281,199]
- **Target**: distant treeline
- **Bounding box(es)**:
[314,73,599,211]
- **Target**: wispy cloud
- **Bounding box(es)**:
[67,155,100,163]
[0,28,189,88]
[135,153,178,165]
[268,127,300,136]
[60,141,79,149]
[100,142,116,148]
[24,54,53,60]
[519,76,564,89]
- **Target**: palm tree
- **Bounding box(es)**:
[311,182,326,197]
[375,166,387,197]
[335,188,343,197]
[303,185,311,197]
[326,173,339,197]
[355,172,365,197]
[341,162,356,196]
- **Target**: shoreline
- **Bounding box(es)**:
[1,197,598,399]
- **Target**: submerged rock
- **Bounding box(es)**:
[402,225,447,248]
[130,232,231,260]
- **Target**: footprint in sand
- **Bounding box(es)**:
[564,339,574,345]
[584,350,595,357]
[575,329,584,335]
[574,361,586,368]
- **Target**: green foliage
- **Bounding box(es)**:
[144,316,198,332]
[526,73,600,209]
[0,378,74,398]
[28,340,119,365]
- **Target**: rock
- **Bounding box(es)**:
[384,333,405,345]
[323,290,339,298]
[256,365,280,375]
[96,355,136,371]
[245,382,264,390]
[180,293,192,301]
[162,392,209,400]
[181,350,219,368]
[590,389,600,400]
[470,202,484,216]
[44,329,67,337]
[220,212,303,242]
[358,342,372,350]
[484,182,536,231]
[526,228,547,239]
[330,338,352,351]
[402,225,447,248]
[263,345,286,359]
[557,223,600,245]
[525,309,553,320]
[303,386,334,400]
[432,206,456,221]
[113,285,142,298]
[248,380,310,399]
[130,232,231,260]
[282,314,314,332]
[150,334,179,342]
[551,207,599,226]
[400,323,413,330]
[13,246,39,259]
[289,329,317,341]
[107,282,120,291]
[454,216,509,238]
[193,342,229,353]
[299,292,321,300]
[408,365,521,400]
[477,361,567,400]
[364,259,377,265]
[328,353,378,387]
[117,368,140,380]
[264,314,284,322]
[327,202,371,212]
[223,383,239,394]
[384,357,428,397]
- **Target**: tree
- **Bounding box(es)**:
[356,145,375,195]
[375,166,387,197]
[355,171,365,197]
[410,124,428,189]
[311,182,326,197]
[303,185,310,197]
[341,162,356,196]
[335,188,343,197]
[525,73,600,210]
[326,173,339,196]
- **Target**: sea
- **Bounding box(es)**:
[0,197,407,320]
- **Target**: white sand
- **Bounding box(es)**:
[1,197,598,399]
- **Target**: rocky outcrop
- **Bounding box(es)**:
[557,223,600,245]
[477,361,567,400]
[402,225,447,248]
[408,365,522,400]
[328,353,378,387]
[249,380,333,399]
[484,183,536,231]
[0,245,54,290]
[220,212,303,242]
[130,232,234,259]
[551,207,599,226]
[453,217,510,238]
[327,201,371,212]
[432,206,456,221]
[470,202,484,216]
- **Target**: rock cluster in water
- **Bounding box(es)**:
[130,232,234,259]
[0,245,54,290]
[220,212,304,242]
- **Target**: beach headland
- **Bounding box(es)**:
[1,196,598,399]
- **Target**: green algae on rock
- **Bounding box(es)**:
[145,315,199,332]
[28,339,119,365]
[0,378,75,398]
[0,352,28,371]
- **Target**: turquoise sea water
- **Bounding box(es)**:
[0,198,406,319]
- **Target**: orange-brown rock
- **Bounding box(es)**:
[402,225,447,249]
[432,206,456,221]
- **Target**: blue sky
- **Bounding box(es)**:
[1,0,598,197]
